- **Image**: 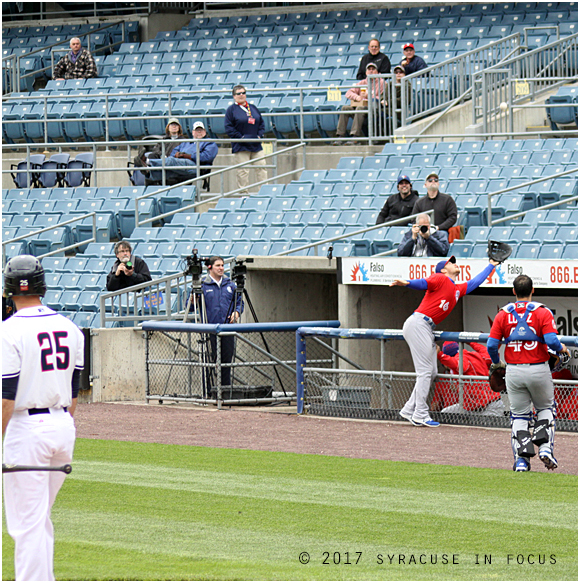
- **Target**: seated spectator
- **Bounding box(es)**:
[356,38,391,80]
[432,342,504,417]
[106,241,152,292]
[376,173,418,225]
[397,213,449,257]
[399,43,428,75]
[333,62,385,145]
[53,37,97,80]
[134,117,186,166]
[411,172,457,232]
[135,121,218,185]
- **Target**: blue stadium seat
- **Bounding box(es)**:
[538,244,564,260]
[515,243,541,259]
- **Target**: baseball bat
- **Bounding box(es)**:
[2,463,72,474]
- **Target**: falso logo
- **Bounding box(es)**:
[350,261,370,282]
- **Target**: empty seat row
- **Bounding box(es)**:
[450,241,577,260]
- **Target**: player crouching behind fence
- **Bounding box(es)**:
[190,256,243,393]
[432,341,505,416]
[487,274,570,472]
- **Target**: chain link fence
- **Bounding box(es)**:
[298,327,578,432]
[144,321,338,407]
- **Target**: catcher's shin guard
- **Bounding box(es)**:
[511,413,535,461]
[532,419,550,446]
[535,407,556,453]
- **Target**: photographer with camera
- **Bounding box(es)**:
[397,213,449,257]
[193,256,244,388]
[106,241,152,291]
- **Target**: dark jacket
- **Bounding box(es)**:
[411,192,457,232]
[401,55,428,76]
[397,227,450,257]
[357,52,391,80]
[376,189,419,225]
[53,48,98,79]
[200,274,244,324]
[225,103,265,153]
[106,255,152,291]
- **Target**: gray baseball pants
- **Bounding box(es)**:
[401,312,438,421]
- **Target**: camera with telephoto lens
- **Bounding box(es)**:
[420,225,429,234]
[184,249,204,278]
[123,260,133,270]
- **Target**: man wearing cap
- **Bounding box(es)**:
[400,43,428,75]
[376,173,419,225]
[412,172,457,232]
[334,62,386,145]
[397,213,450,257]
[136,121,218,185]
[432,342,504,417]
[390,256,499,427]
[356,38,391,80]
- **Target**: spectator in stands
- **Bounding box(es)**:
[397,213,449,257]
[356,38,391,80]
[432,342,504,416]
[224,85,267,195]
[135,121,218,185]
[134,117,186,166]
[106,241,152,292]
[333,63,385,145]
[53,37,98,80]
[399,43,428,75]
[376,173,419,225]
[411,172,457,232]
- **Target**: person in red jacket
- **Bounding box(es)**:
[431,341,505,416]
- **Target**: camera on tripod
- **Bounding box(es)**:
[184,249,204,278]
[230,257,254,283]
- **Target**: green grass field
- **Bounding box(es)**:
[2,438,577,581]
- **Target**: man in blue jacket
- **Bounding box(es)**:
[194,256,244,391]
[400,43,428,75]
[137,121,218,185]
[397,213,449,257]
[224,85,268,194]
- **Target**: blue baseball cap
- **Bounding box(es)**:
[442,341,459,357]
[435,255,456,273]
[397,174,411,185]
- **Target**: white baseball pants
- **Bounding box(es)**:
[400,312,438,421]
[3,408,75,581]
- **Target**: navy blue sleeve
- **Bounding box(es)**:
[72,369,81,399]
[466,263,495,294]
[2,375,18,400]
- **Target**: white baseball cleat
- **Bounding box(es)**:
[399,411,420,426]
[412,417,440,427]
[539,451,558,470]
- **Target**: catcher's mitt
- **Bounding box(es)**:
[548,348,571,373]
[489,361,507,392]
[487,240,512,263]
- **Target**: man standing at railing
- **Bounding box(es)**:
[106,241,152,292]
[412,172,457,233]
[399,43,428,75]
[390,255,499,427]
[53,37,98,80]
[356,38,391,80]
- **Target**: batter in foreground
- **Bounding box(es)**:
[2,255,84,581]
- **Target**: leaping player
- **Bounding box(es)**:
[390,255,499,427]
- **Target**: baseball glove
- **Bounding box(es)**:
[487,240,513,263]
[489,361,507,392]
[548,349,571,373]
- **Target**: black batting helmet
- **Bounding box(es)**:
[3,255,47,297]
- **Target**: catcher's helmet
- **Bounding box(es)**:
[3,255,46,297]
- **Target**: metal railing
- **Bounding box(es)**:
[2,21,127,94]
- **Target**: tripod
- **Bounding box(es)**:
[226,272,288,398]
[183,274,214,399]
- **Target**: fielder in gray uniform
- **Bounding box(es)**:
[487,274,570,472]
